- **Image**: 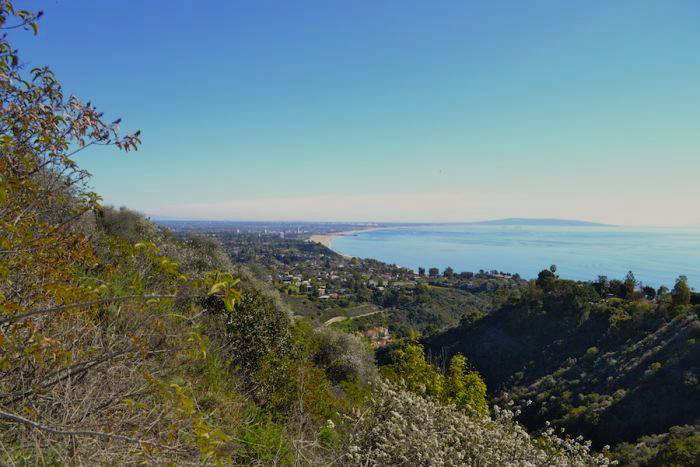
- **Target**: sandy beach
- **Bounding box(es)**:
[309,227,387,251]
[308,233,342,248]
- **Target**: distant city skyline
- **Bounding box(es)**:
[15,1,700,226]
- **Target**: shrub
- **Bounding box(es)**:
[96,206,156,241]
[381,342,489,416]
[216,288,293,375]
[345,383,610,465]
[318,419,340,449]
[446,354,489,416]
[313,328,378,384]
[650,432,700,466]
[163,233,233,276]
[236,412,295,465]
[253,353,340,421]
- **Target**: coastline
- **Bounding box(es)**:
[310,225,699,289]
[308,227,389,252]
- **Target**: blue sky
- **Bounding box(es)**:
[15,1,700,225]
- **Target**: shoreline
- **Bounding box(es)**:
[308,227,389,252]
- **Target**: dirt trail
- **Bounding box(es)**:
[323,309,385,327]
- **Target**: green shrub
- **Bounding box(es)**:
[253,353,340,421]
[651,432,700,467]
[381,342,488,416]
[318,420,340,449]
[446,354,489,416]
[236,412,295,465]
[217,288,293,375]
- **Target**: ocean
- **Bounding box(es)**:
[330,225,700,289]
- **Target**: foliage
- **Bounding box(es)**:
[446,354,489,416]
[212,287,293,375]
[649,430,699,466]
[0,6,327,462]
[313,327,379,384]
[0,0,142,443]
[345,382,610,466]
[253,352,339,421]
[425,267,700,452]
[381,341,489,416]
[671,275,691,308]
[611,425,699,466]
[236,411,295,465]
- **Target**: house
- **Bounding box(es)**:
[358,326,391,349]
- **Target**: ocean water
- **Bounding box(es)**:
[330,225,700,289]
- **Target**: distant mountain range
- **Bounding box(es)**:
[466,218,612,227]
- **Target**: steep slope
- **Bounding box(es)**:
[425,275,700,456]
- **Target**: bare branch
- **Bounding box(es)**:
[0,294,177,326]
[0,409,175,448]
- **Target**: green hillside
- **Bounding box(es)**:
[425,268,700,464]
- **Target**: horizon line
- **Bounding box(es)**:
[146,216,700,229]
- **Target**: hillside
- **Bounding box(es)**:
[425,269,700,463]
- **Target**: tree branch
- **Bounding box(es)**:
[0,294,177,326]
[2,348,134,403]
[0,409,171,447]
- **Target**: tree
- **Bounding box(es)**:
[445,354,488,416]
[671,275,691,307]
[428,267,439,278]
[692,292,700,305]
[418,267,425,276]
[222,289,293,375]
[1,0,141,421]
[536,269,557,290]
[624,271,637,298]
[642,285,656,301]
[381,342,444,398]
[381,343,488,417]
[609,279,626,298]
[595,275,609,295]
[443,266,454,278]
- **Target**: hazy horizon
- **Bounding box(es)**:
[17,1,700,227]
[151,214,700,229]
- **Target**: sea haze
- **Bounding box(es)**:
[331,224,700,289]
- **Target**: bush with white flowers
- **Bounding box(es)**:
[345,382,611,466]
